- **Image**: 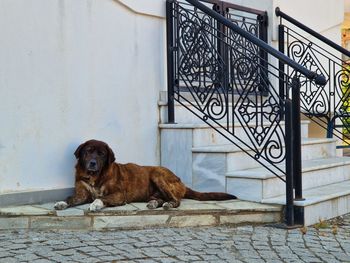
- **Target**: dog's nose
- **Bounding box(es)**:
[89,160,97,167]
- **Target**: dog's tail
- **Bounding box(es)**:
[184,187,237,201]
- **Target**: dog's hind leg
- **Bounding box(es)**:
[150,172,187,210]
[147,192,165,209]
[99,192,125,207]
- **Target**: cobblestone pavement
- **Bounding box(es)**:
[1,215,350,263]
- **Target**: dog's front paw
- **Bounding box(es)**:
[89,199,105,212]
[147,200,159,209]
[54,201,68,210]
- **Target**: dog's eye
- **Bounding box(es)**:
[86,147,94,154]
[97,151,105,157]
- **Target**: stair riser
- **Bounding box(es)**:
[226,164,350,201]
[302,195,350,226]
[161,123,309,149]
[192,153,227,193]
[225,139,336,171]
[192,124,309,147]
[225,140,337,171]
[192,144,338,195]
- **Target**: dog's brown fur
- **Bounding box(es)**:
[63,139,236,210]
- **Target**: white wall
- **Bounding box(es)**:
[345,0,350,13]
[0,0,166,194]
[225,0,343,43]
[0,0,344,198]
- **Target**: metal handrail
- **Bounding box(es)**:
[167,0,308,226]
[184,0,327,86]
[275,7,350,58]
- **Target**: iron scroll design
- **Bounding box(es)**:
[170,0,289,177]
[280,25,350,144]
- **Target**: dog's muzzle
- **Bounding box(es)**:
[87,159,99,172]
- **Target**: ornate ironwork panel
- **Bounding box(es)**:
[169,0,291,178]
[281,25,350,144]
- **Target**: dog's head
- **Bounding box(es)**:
[74,140,115,175]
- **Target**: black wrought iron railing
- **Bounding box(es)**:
[166,0,326,226]
[276,8,350,148]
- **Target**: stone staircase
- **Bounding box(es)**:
[159,93,350,226]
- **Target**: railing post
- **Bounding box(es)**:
[278,24,285,120]
[291,76,303,200]
[285,97,295,226]
[166,0,175,123]
[258,12,268,95]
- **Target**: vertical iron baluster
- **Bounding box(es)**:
[278,24,285,120]
[292,76,303,200]
[258,12,268,95]
[285,95,294,227]
[166,0,175,123]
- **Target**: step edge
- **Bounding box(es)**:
[225,158,350,179]
[192,137,337,153]
[262,183,350,207]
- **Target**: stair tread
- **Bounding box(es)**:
[226,156,350,179]
[262,180,350,206]
[192,137,337,153]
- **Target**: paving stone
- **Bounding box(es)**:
[160,247,189,257]
[93,215,169,230]
[0,206,52,216]
[176,255,202,261]
[220,212,280,224]
[157,258,181,263]
[1,207,350,263]
[15,253,39,261]
[74,203,91,210]
[0,218,29,230]
[169,215,217,227]
[30,216,91,230]
[177,203,226,211]
[101,204,139,213]
[32,203,56,211]
[99,255,126,261]
[140,248,167,258]
[130,202,149,210]
[217,201,281,211]
[0,257,19,263]
[56,208,85,216]
[0,252,14,258]
[32,260,52,263]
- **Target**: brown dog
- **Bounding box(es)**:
[54,139,236,211]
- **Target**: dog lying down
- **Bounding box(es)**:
[54,139,236,212]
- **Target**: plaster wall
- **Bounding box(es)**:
[0,0,165,195]
[0,0,345,199]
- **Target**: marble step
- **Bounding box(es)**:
[161,125,315,191]
[192,137,337,171]
[160,121,309,147]
[226,157,350,202]
[262,180,350,226]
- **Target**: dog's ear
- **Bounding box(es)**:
[107,145,116,164]
[74,142,87,159]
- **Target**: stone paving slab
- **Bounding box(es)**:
[0,205,53,216]
[0,213,349,262]
[217,201,282,212]
[0,200,282,231]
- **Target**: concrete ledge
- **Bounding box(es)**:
[0,188,74,207]
[0,200,282,231]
